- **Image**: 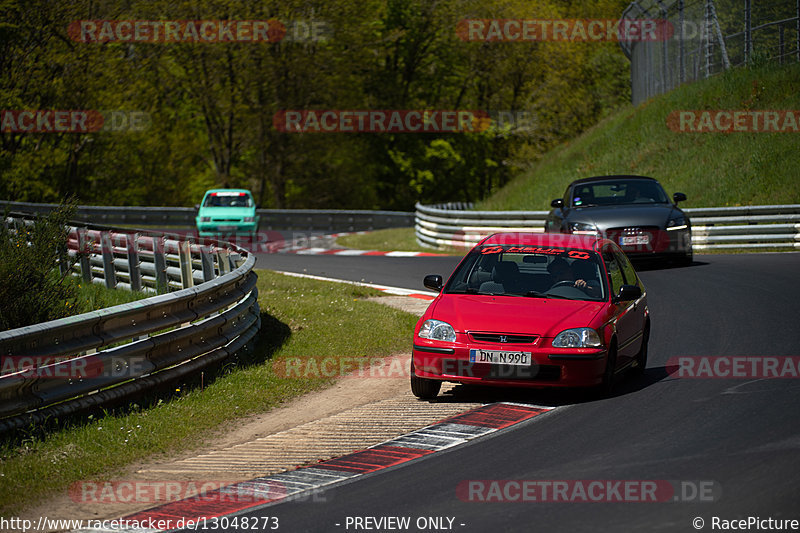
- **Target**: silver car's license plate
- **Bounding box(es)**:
[620,235,649,245]
[469,349,531,366]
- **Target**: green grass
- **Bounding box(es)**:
[65,276,149,315]
[0,270,417,516]
[336,227,463,255]
[479,62,800,211]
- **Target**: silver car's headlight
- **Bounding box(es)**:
[569,222,599,235]
[418,319,457,342]
[552,328,602,348]
[666,216,688,231]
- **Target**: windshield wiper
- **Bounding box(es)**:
[542,293,571,299]
[523,290,547,298]
[452,288,503,296]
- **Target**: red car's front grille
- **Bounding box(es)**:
[469,332,538,344]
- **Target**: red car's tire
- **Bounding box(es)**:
[595,343,618,397]
[633,324,650,375]
[410,360,442,400]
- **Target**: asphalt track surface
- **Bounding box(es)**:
[208,252,800,532]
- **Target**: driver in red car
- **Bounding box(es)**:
[547,257,599,296]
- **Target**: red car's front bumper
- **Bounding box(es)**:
[412,340,608,389]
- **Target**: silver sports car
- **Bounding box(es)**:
[546,175,692,265]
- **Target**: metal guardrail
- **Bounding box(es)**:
[0,215,260,433]
[415,202,800,251]
[0,200,414,232]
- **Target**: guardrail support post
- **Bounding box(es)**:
[200,245,215,282]
[100,232,116,289]
[127,233,142,292]
[178,240,193,289]
[217,250,231,275]
[152,236,168,293]
[77,227,92,282]
[228,248,238,270]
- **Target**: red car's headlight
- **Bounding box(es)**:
[552,328,602,348]
[418,319,456,342]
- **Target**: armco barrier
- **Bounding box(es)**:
[415,202,800,251]
[0,200,414,232]
[0,215,260,433]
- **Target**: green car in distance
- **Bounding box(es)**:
[195,189,259,237]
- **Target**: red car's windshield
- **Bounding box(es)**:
[445,245,607,301]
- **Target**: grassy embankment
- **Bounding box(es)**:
[339,62,800,252]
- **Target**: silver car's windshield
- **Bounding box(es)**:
[572,180,669,207]
[445,246,606,301]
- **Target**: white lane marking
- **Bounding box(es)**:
[273,270,438,298]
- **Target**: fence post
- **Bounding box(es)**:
[152,235,168,293]
[679,0,685,83]
[77,227,92,283]
[780,25,785,64]
[709,1,730,70]
[744,0,751,64]
[100,232,116,289]
[704,0,713,77]
[127,233,142,292]
[796,0,799,63]
[178,240,193,289]
[655,0,669,93]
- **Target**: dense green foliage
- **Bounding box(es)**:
[478,62,800,210]
[0,201,147,330]
[0,203,76,330]
[1,0,631,210]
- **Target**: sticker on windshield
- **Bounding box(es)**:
[480,245,593,257]
[567,250,591,259]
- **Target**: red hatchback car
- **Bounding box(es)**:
[411,232,649,399]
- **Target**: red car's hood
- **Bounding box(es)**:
[430,294,605,337]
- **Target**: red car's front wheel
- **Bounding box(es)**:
[410,360,442,400]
